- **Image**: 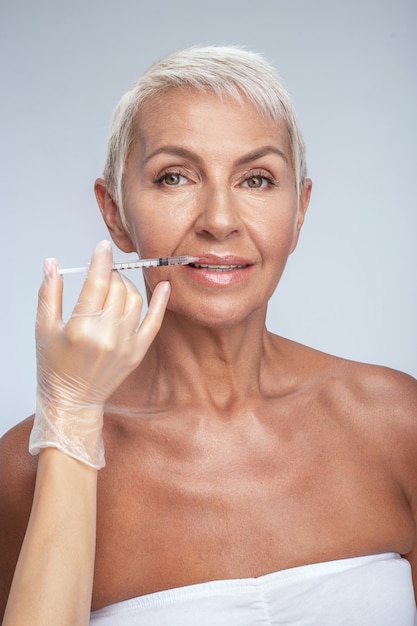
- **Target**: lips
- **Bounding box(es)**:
[188,254,253,271]
[183,254,254,287]
[189,262,248,271]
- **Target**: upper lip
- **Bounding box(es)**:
[188,254,253,267]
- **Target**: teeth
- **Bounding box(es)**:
[192,263,246,270]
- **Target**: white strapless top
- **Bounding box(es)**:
[89,552,417,625]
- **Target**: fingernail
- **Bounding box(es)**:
[97,240,112,252]
[43,258,58,281]
[160,281,171,296]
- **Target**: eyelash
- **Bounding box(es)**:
[241,169,278,189]
[153,169,188,187]
[153,168,279,188]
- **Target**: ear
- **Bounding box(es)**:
[290,178,312,254]
[94,178,135,253]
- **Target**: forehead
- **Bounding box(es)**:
[132,87,290,158]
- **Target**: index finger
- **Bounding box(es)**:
[72,240,114,316]
[36,258,63,331]
[131,281,171,362]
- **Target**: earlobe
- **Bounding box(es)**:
[94,178,135,253]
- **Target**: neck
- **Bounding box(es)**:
[121,307,278,413]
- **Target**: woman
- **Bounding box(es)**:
[1,46,417,625]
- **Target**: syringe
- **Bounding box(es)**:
[58,255,200,275]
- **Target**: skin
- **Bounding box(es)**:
[2,245,170,624]
[1,89,417,617]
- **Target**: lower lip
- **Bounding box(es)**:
[183,264,254,287]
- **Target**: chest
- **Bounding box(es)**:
[91,414,413,609]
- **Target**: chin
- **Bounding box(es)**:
[169,300,267,330]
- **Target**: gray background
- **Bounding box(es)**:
[1,0,416,435]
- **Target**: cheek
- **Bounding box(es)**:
[123,192,198,258]
[122,205,166,257]
[253,206,299,259]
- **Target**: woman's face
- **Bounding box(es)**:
[99,88,311,327]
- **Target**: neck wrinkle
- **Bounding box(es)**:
[134,309,275,411]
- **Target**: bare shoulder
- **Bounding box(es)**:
[328,356,417,583]
[282,336,416,417]
[0,417,38,617]
[330,355,417,414]
[312,350,417,584]
[343,360,417,496]
[0,416,38,497]
[276,335,417,452]
[316,346,416,438]
[328,357,417,444]
[293,340,417,482]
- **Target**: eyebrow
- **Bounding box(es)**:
[143,146,203,165]
[234,146,288,166]
[142,145,288,167]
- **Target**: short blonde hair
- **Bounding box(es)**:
[102,45,307,221]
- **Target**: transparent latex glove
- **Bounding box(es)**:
[29,240,170,469]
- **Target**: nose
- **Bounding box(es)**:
[194,185,241,241]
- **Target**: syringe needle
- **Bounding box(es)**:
[58,255,200,275]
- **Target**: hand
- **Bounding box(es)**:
[29,240,170,468]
